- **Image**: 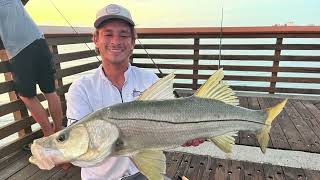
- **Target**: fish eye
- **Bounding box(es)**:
[56,133,67,143]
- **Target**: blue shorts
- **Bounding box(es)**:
[10,38,56,97]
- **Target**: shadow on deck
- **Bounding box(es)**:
[1,96,320,180]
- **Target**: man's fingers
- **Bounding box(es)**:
[60,163,73,171]
[182,176,189,180]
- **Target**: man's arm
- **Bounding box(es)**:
[66,81,93,126]
[62,81,92,170]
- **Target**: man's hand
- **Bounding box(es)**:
[60,163,73,171]
[181,138,205,147]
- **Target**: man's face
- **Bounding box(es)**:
[94,20,134,65]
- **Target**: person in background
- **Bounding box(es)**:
[66,4,202,179]
[0,0,63,139]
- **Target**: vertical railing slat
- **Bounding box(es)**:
[192,38,200,90]
[270,38,283,94]
[50,45,67,126]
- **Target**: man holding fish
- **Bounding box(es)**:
[29,3,287,180]
[46,4,193,180]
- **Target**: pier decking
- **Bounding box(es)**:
[1,96,320,180]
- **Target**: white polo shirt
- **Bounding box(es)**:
[0,0,43,59]
[66,64,158,180]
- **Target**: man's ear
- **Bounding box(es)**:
[131,41,135,51]
[92,31,98,45]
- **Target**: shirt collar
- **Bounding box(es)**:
[98,63,132,85]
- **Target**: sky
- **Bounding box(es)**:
[25,0,320,28]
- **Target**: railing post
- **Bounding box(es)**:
[49,45,67,126]
[192,37,200,90]
[0,50,31,137]
[269,38,283,94]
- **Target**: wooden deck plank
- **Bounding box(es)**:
[253,162,265,180]
[268,98,308,152]
[262,163,285,180]
[193,156,209,180]
[258,97,291,150]
[165,152,184,178]
[172,153,192,180]
[47,166,80,180]
[0,150,29,171]
[291,100,320,149]
[282,166,307,180]
[184,154,207,180]
[229,160,245,180]
[284,100,320,152]
[242,161,265,180]
[300,100,320,134]
[304,169,320,180]
[199,156,216,180]
[48,169,70,180]
[7,164,40,180]
[313,101,320,110]
[67,167,81,180]
[28,166,61,180]
[213,158,228,179]
[0,151,30,180]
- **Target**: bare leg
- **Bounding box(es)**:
[44,92,63,132]
[19,96,54,136]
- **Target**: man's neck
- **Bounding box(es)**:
[102,62,129,90]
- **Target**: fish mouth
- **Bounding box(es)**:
[29,125,90,170]
[29,138,66,170]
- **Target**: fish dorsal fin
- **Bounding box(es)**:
[208,131,237,153]
[194,68,239,106]
[131,150,166,180]
[138,73,175,101]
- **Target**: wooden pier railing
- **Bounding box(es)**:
[0,26,319,159]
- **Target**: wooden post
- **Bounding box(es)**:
[269,38,283,94]
[0,50,31,137]
[49,45,67,126]
[192,38,200,90]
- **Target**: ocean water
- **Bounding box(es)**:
[1,37,320,147]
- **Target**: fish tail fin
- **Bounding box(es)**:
[257,99,288,153]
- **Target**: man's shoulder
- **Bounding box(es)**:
[69,72,99,91]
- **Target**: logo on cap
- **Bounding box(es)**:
[106,4,121,14]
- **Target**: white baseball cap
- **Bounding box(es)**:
[94,4,135,28]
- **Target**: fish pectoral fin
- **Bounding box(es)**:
[131,150,166,180]
[194,68,239,106]
[208,132,237,153]
[138,73,175,101]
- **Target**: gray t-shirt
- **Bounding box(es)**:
[0,0,43,59]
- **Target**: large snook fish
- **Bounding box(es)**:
[29,69,287,180]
